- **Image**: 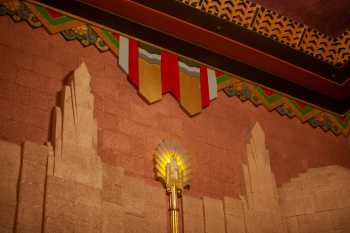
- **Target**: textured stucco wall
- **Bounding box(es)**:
[0,16,349,200]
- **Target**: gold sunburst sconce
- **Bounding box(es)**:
[154,139,192,233]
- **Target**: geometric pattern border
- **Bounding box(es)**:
[180,0,350,67]
[1,0,349,136]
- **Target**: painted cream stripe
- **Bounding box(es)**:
[139,47,161,64]
[178,61,200,77]
[208,68,217,100]
[118,36,129,74]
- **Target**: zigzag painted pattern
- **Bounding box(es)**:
[216,0,235,21]
[199,0,258,27]
[1,0,349,136]
[178,0,350,66]
[253,8,305,48]
[222,80,350,136]
[200,0,222,16]
[229,1,258,28]
[336,30,350,66]
[299,28,338,65]
[177,0,201,8]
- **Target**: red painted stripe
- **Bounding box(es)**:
[262,87,274,96]
[215,70,224,78]
[295,100,307,109]
[128,39,139,88]
[200,65,210,108]
[112,32,119,39]
[161,51,171,93]
[161,51,180,100]
[47,8,64,19]
[81,0,350,100]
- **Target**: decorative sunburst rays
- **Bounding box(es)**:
[154,139,192,191]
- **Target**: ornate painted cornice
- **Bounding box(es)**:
[0,0,349,136]
[177,0,350,67]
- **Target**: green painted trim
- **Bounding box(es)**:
[335,113,350,128]
[35,5,73,25]
[255,86,282,103]
[0,1,349,136]
[216,74,231,84]
[102,29,119,48]
[289,99,314,115]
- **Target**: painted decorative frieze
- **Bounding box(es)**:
[0,0,349,136]
[178,0,350,67]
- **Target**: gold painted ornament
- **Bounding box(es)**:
[154,140,192,233]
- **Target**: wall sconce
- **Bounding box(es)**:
[154,139,192,233]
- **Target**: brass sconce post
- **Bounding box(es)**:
[154,140,191,233]
[169,185,179,233]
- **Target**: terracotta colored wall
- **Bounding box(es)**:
[0,16,349,199]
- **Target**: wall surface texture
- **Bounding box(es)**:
[0,64,349,232]
[0,16,350,199]
[1,15,350,233]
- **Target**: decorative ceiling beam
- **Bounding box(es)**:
[78,0,350,83]
[176,0,350,67]
[26,0,350,114]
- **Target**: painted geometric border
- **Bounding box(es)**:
[179,0,350,67]
[0,0,349,136]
